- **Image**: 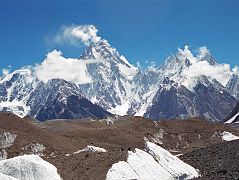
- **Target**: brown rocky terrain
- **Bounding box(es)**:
[1,112,239,179]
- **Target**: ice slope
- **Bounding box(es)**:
[0,67,36,117]
[106,142,199,180]
[0,155,61,180]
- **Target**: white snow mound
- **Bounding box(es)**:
[106,142,199,180]
[0,155,61,180]
[73,145,107,154]
[221,131,239,141]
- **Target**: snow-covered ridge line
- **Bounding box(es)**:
[106,142,199,180]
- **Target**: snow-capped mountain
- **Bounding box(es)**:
[0,67,36,117]
[79,39,139,115]
[227,73,239,99]
[27,79,111,121]
[145,76,237,121]
[144,46,237,121]
[0,38,238,122]
[0,70,111,121]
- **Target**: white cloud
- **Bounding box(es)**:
[182,56,232,86]
[136,61,141,68]
[197,46,210,55]
[2,69,10,77]
[178,45,197,64]
[1,65,11,77]
[35,50,96,84]
[232,66,239,75]
[53,25,101,46]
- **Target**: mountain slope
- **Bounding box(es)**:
[226,73,239,99]
[0,70,111,121]
[144,46,237,121]
[27,79,111,121]
[0,67,35,117]
[79,39,139,115]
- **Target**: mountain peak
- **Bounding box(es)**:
[79,39,135,68]
[197,46,217,65]
[80,39,118,60]
[177,45,197,64]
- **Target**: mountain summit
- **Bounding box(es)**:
[80,39,135,68]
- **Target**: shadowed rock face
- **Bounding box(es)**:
[225,101,239,123]
[27,79,111,121]
[227,74,239,99]
[145,80,237,121]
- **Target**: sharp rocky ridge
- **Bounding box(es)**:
[0,39,238,121]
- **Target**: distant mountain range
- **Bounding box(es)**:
[0,38,238,121]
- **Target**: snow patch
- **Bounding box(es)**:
[109,103,130,116]
[73,145,107,154]
[221,131,239,141]
[0,101,30,118]
[100,116,119,125]
[225,112,239,124]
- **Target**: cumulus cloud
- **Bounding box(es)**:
[178,45,197,64]
[35,50,96,84]
[181,46,233,86]
[197,46,210,55]
[53,25,101,46]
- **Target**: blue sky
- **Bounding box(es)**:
[0,0,238,70]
